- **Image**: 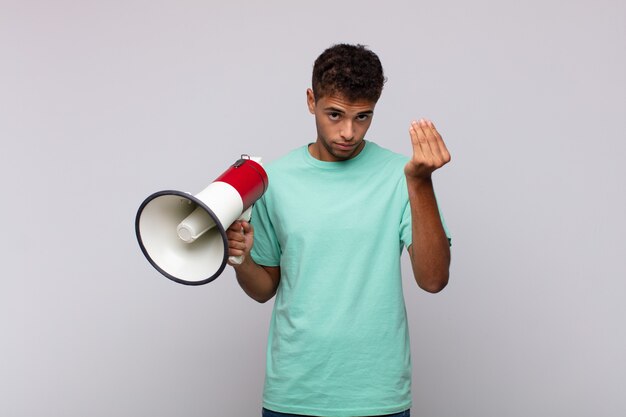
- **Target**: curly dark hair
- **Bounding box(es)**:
[312,44,386,103]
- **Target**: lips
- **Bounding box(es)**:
[335,142,356,151]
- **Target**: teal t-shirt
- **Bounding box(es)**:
[250,141,449,416]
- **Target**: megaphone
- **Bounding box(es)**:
[135,155,268,286]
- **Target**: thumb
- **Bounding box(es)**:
[241,221,254,235]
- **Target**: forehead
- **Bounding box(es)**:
[318,94,376,113]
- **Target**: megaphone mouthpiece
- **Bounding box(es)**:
[176,206,216,243]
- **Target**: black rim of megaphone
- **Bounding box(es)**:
[135,190,229,286]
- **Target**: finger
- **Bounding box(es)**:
[226,231,245,245]
[228,240,246,252]
[228,233,247,252]
[408,121,420,144]
[420,119,437,154]
[226,223,245,242]
[226,220,243,232]
[420,119,443,161]
[228,246,245,257]
[228,221,253,249]
[412,120,434,159]
[409,123,425,159]
[410,120,430,148]
[426,120,443,147]
[427,120,451,164]
[240,221,253,235]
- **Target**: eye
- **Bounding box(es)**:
[328,112,341,121]
[356,114,370,122]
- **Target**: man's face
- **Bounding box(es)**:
[307,89,376,162]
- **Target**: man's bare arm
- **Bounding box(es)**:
[404,119,451,293]
[406,178,451,293]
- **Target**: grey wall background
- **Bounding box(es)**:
[1,0,624,416]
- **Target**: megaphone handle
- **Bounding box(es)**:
[228,206,253,265]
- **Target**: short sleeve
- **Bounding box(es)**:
[400,197,412,249]
[249,194,282,267]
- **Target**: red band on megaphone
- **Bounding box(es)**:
[214,159,268,209]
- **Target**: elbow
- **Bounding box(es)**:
[420,281,448,294]
[409,243,451,294]
[417,272,449,294]
[251,291,276,304]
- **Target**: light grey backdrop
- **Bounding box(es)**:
[1,1,625,416]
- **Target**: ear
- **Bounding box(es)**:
[306,88,315,114]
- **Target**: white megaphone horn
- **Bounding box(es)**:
[135,155,268,286]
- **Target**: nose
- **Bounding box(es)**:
[340,120,354,141]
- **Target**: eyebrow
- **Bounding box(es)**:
[323,106,374,115]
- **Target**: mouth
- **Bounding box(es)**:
[335,142,356,151]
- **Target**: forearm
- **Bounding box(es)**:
[232,257,280,303]
[407,177,451,293]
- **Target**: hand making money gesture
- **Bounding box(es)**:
[404,119,451,181]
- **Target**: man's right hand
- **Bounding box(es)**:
[226,220,254,265]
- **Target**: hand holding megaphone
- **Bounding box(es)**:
[135,156,268,286]
[227,206,252,265]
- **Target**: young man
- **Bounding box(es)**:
[227,44,451,417]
